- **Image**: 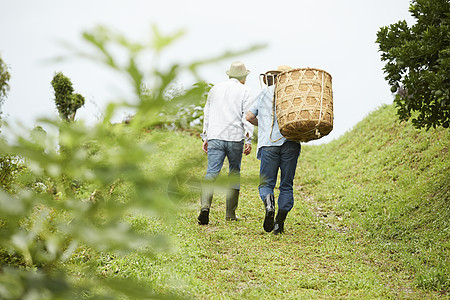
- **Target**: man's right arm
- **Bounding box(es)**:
[246,111,258,126]
[246,90,261,126]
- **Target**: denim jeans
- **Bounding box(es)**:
[259,141,301,211]
[205,139,244,189]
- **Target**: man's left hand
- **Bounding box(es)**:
[244,144,252,155]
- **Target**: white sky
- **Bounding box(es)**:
[0,0,414,144]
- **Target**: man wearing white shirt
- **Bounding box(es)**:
[198,61,254,225]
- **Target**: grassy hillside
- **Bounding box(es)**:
[65,104,448,299]
[299,104,449,293]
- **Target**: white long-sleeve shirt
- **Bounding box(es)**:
[202,78,254,144]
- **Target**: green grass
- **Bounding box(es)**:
[299,104,449,293]
[66,104,449,299]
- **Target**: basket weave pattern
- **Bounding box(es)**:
[275,68,333,142]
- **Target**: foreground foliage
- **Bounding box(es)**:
[0,25,260,299]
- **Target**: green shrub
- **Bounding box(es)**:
[0,155,23,194]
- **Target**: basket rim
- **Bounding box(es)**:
[277,67,332,79]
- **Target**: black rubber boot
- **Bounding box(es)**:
[226,189,239,221]
[263,194,275,232]
[273,210,288,235]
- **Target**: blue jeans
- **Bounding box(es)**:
[205,139,244,189]
[259,141,301,211]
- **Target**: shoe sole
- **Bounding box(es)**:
[263,210,275,232]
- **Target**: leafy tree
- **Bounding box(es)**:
[0,54,22,195]
[376,0,450,129]
[51,72,85,122]
[0,54,10,108]
[0,155,22,194]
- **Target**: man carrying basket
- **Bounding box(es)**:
[246,66,301,235]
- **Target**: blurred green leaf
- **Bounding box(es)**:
[151,24,186,54]
[0,23,262,299]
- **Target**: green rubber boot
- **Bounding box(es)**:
[225,189,239,221]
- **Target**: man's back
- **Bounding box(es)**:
[203,78,252,142]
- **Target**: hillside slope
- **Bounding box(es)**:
[62,104,448,299]
[299,104,449,292]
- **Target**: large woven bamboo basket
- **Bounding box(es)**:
[275,68,333,142]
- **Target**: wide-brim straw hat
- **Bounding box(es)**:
[261,65,292,84]
[226,61,250,78]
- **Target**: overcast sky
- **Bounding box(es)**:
[0,0,414,144]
